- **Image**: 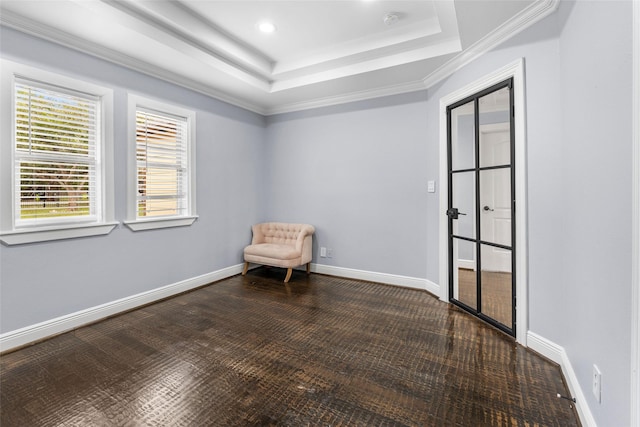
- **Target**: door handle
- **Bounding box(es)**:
[483,206,494,212]
[446,208,467,219]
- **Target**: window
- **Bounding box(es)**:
[125,95,196,230]
[0,60,115,245]
[136,109,187,218]
[15,81,100,225]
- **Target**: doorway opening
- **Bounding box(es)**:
[438,58,528,345]
[447,80,515,336]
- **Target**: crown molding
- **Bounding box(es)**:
[268,0,560,114]
[423,0,560,89]
[264,79,427,116]
[1,0,559,117]
[266,0,557,118]
[121,0,274,76]
[0,10,267,115]
[73,0,272,88]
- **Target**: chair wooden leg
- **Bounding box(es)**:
[306,262,311,274]
[242,262,249,276]
[284,268,293,283]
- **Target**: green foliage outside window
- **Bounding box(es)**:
[15,84,96,220]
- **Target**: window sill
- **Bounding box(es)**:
[123,216,198,231]
[0,222,119,246]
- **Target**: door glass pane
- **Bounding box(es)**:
[448,79,515,338]
[480,244,512,328]
[453,238,476,310]
[479,168,511,246]
[452,171,475,239]
[450,101,475,171]
[479,86,511,168]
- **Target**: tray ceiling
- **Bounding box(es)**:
[0,0,558,115]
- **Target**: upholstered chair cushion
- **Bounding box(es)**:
[242,222,315,282]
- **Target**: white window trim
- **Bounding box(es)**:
[124,94,197,231]
[0,60,116,246]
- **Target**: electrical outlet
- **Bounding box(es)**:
[592,364,602,403]
[320,247,327,258]
[327,248,334,258]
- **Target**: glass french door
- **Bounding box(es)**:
[447,78,516,336]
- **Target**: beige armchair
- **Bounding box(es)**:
[242,222,315,283]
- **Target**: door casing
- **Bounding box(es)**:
[438,58,528,345]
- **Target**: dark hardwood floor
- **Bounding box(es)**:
[458,268,513,327]
[1,268,580,426]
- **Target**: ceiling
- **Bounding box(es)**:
[0,0,558,115]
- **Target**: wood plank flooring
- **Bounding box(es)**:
[1,268,580,426]
[457,268,513,327]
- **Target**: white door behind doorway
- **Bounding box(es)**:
[479,123,512,273]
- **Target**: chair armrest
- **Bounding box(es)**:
[295,225,315,252]
[251,224,265,245]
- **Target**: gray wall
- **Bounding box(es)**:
[0,27,267,333]
[0,1,634,425]
[265,93,431,278]
[558,1,632,425]
[264,2,633,425]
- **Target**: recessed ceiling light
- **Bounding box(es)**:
[258,21,276,34]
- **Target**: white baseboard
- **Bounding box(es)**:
[1,262,435,353]
[526,331,564,364]
[527,331,597,427]
[1,263,595,427]
[0,263,244,353]
[310,263,440,296]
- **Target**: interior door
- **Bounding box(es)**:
[447,80,515,336]
[479,124,511,272]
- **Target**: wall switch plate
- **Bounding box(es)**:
[427,180,436,193]
[592,364,602,403]
[326,248,334,258]
[320,247,327,257]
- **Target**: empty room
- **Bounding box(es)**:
[0,0,638,426]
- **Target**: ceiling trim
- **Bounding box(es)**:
[122,0,274,76]
[267,0,560,115]
[270,36,462,93]
[1,0,560,117]
[0,9,268,115]
[73,0,272,89]
[265,79,428,116]
[423,0,560,89]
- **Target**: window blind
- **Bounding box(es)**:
[14,80,100,224]
[136,108,188,218]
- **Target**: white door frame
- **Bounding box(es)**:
[438,58,528,345]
